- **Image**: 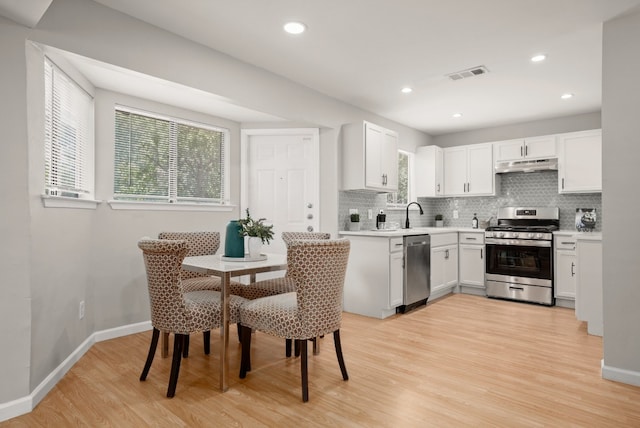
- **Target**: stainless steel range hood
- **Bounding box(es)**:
[495,158,558,173]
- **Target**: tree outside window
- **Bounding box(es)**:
[388,150,412,206]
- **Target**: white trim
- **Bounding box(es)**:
[602,360,640,387]
[0,321,152,423]
[41,195,101,209]
[108,200,235,212]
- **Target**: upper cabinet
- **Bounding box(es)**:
[443,142,498,196]
[493,135,557,162]
[415,145,444,197]
[557,129,602,194]
[342,121,398,192]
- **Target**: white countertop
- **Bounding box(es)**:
[553,230,603,240]
[339,227,485,238]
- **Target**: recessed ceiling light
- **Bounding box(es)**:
[452,113,463,118]
[284,21,306,35]
[531,54,547,62]
[401,87,413,94]
[561,93,574,100]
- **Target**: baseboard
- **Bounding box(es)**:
[0,321,151,423]
[602,360,640,387]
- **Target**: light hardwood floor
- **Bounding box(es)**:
[3,294,640,427]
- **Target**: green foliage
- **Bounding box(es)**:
[238,209,275,244]
[350,213,360,222]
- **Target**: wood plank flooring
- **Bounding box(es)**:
[3,294,640,427]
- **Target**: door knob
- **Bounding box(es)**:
[307,214,313,219]
[307,226,314,232]
[307,203,313,208]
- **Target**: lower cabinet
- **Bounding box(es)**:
[342,235,404,319]
[554,234,577,308]
[430,233,458,299]
[458,232,486,295]
[576,237,603,336]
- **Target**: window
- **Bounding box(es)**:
[114,106,229,205]
[387,150,413,207]
[44,58,94,199]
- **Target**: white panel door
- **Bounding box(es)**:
[242,129,320,257]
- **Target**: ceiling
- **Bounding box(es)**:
[4,0,640,135]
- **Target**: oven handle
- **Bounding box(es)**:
[485,238,551,248]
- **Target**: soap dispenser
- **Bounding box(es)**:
[472,213,478,229]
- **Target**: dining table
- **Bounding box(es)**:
[181,253,288,392]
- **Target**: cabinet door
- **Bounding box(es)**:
[443,147,467,196]
[524,135,556,159]
[576,240,603,336]
[555,250,576,300]
[494,139,524,162]
[415,146,443,197]
[466,143,494,195]
[444,245,459,287]
[459,244,484,287]
[558,129,602,193]
[364,122,385,189]
[382,129,399,191]
[430,247,446,292]
[389,251,404,307]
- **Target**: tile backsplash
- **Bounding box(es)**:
[339,170,601,232]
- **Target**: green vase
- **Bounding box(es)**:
[224,220,245,257]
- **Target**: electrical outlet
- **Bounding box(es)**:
[368,209,373,220]
[79,300,85,320]
[453,210,459,219]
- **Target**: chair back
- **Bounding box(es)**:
[282,231,330,247]
[287,239,350,338]
[138,238,192,333]
[158,231,220,280]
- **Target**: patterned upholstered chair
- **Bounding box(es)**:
[158,231,244,356]
[238,239,350,402]
[138,238,248,397]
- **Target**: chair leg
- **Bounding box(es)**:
[167,334,185,398]
[140,327,160,381]
[312,337,319,355]
[239,325,252,378]
[203,330,210,355]
[182,335,190,358]
[300,339,309,402]
[237,322,242,342]
[295,339,300,357]
[333,330,349,381]
[161,331,169,358]
[285,339,292,357]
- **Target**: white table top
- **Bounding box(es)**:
[182,253,288,277]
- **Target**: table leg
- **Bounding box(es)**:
[220,271,231,392]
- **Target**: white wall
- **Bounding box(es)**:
[0,0,430,410]
[601,9,640,385]
[431,111,601,147]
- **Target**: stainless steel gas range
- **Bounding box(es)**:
[484,207,559,306]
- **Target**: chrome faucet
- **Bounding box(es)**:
[405,201,424,229]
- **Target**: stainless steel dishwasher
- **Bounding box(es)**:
[398,234,431,313]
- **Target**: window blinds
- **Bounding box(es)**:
[114,107,227,203]
[44,58,94,198]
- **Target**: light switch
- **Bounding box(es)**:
[453,210,459,219]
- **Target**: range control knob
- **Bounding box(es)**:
[536,233,543,239]
[512,232,519,238]
[527,233,535,239]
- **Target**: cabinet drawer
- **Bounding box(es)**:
[389,237,404,253]
[430,233,458,247]
[459,232,484,245]
[555,236,576,251]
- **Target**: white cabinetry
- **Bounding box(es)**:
[576,237,603,336]
[458,232,485,295]
[554,234,577,308]
[443,143,497,196]
[342,235,403,319]
[493,135,557,162]
[558,129,602,193]
[430,233,458,299]
[415,145,444,197]
[342,121,398,191]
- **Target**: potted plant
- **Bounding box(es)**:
[349,212,361,231]
[238,209,274,258]
[435,214,444,227]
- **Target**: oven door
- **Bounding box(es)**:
[485,238,552,281]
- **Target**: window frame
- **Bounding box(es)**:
[387,149,416,209]
[110,105,231,210]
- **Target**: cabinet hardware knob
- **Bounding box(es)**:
[307,226,314,232]
[307,214,313,219]
[307,203,313,208]
[571,262,575,276]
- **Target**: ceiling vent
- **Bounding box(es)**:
[446,65,490,81]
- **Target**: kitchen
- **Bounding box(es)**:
[1,0,639,423]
